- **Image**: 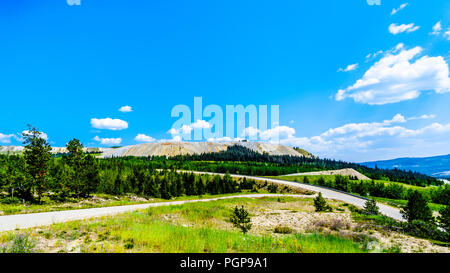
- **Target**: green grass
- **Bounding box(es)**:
[0,190,274,216]
[0,197,372,253]
[369,196,445,212]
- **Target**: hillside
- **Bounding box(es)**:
[282,168,371,180]
[362,154,450,178]
[100,141,308,158]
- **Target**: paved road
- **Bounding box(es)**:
[0,194,309,232]
[172,170,405,222]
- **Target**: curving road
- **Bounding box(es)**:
[0,171,405,232]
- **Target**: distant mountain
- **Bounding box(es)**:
[361,154,450,178]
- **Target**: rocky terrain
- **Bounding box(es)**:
[1,142,310,158]
[100,141,308,158]
[282,168,371,180]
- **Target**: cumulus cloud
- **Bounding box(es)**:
[391,3,408,16]
[338,63,358,72]
[408,114,436,120]
[134,134,156,143]
[21,130,48,141]
[336,44,450,105]
[275,114,450,162]
[388,23,419,34]
[168,120,212,136]
[431,21,442,35]
[207,136,243,142]
[93,136,122,145]
[0,133,15,143]
[119,106,133,113]
[445,29,450,40]
[242,126,296,141]
[91,118,128,130]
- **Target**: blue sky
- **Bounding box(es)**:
[1,0,450,162]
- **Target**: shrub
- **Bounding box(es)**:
[124,238,134,249]
[0,196,21,204]
[3,234,35,253]
[230,206,252,235]
[405,220,443,241]
[313,193,332,212]
[330,219,350,231]
[363,199,379,215]
[273,225,293,234]
[267,184,278,193]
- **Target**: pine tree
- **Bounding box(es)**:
[401,191,433,223]
[313,192,332,212]
[363,199,379,215]
[22,125,52,203]
[230,206,252,235]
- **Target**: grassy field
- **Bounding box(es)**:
[0,197,371,253]
[0,191,271,216]
[2,196,447,253]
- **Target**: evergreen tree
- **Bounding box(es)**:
[230,206,252,235]
[22,125,52,203]
[437,205,450,239]
[363,199,379,215]
[401,191,434,223]
[313,192,332,212]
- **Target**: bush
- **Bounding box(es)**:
[0,196,21,204]
[230,206,252,235]
[2,234,35,253]
[313,193,332,212]
[267,184,278,193]
[273,225,293,234]
[405,220,444,241]
[363,199,379,215]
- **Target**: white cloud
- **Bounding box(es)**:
[444,29,450,40]
[134,134,156,143]
[408,114,436,120]
[93,136,122,145]
[336,44,450,105]
[119,106,133,113]
[168,120,212,136]
[388,23,419,35]
[21,130,48,141]
[274,114,450,162]
[242,126,296,141]
[91,118,128,130]
[207,136,243,142]
[391,3,408,15]
[338,63,358,72]
[0,133,15,143]
[431,21,442,35]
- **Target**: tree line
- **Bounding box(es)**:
[299,175,449,206]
